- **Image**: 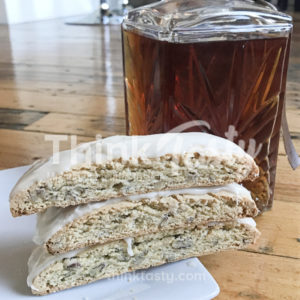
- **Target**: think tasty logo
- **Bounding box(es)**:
[44,120,263,165]
[169,121,263,159]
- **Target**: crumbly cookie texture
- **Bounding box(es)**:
[10,152,258,217]
[42,190,258,254]
[243,167,270,212]
[29,221,260,295]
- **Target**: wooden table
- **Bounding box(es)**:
[0,17,299,300]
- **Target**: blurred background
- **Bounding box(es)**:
[0,0,152,25]
[0,0,298,25]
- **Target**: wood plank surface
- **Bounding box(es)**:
[278,138,300,155]
[0,129,92,169]
[285,108,300,133]
[24,112,125,137]
[0,90,125,117]
[201,251,300,300]
[0,108,46,130]
[0,80,124,97]
[245,200,300,258]
[275,156,300,203]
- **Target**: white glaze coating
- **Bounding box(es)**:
[27,217,256,291]
[10,132,249,199]
[27,238,133,291]
[125,238,134,257]
[238,217,257,227]
[33,183,252,245]
[27,246,83,291]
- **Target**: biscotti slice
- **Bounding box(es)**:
[10,132,258,217]
[34,183,258,254]
[28,218,260,295]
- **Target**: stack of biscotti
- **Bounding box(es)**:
[10,132,260,295]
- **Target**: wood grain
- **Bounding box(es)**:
[278,138,300,155]
[201,251,300,300]
[285,107,300,133]
[0,80,123,97]
[0,129,92,169]
[0,108,46,130]
[25,112,125,137]
[246,200,300,258]
[0,90,124,117]
[275,156,300,203]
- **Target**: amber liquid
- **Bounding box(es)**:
[122,29,291,211]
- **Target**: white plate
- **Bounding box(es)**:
[0,166,220,300]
